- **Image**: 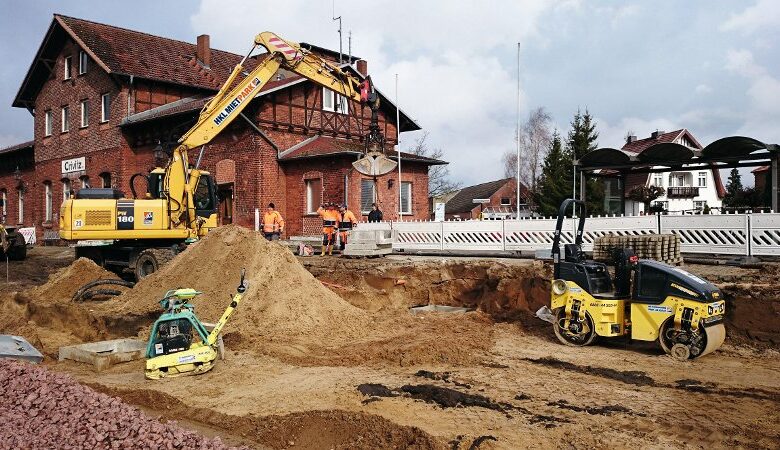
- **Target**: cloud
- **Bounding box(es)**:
[724,49,780,140]
[0,134,28,149]
[720,0,780,34]
[694,84,712,95]
[190,0,554,185]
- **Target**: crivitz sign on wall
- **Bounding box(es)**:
[61,157,86,174]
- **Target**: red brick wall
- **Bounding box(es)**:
[34,39,129,163]
[467,180,516,219]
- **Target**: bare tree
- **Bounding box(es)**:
[503,107,552,192]
[410,131,462,198]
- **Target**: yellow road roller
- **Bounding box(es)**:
[546,199,725,360]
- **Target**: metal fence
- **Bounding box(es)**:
[357,212,780,257]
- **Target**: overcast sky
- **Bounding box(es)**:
[1,0,778,186]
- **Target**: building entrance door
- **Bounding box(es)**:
[218,183,233,225]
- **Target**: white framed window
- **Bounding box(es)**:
[100,93,110,122]
[694,200,707,211]
[360,179,376,213]
[64,55,72,80]
[500,197,511,206]
[100,172,112,189]
[80,100,89,128]
[44,182,52,222]
[322,87,348,114]
[305,178,322,214]
[62,179,72,202]
[78,50,88,75]
[652,174,663,187]
[400,181,412,214]
[44,110,53,136]
[61,106,70,133]
[697,171,707,187]
[1,189,6,220]
[678,174,685,187]
[17,187,24,224]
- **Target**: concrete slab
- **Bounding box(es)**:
[0,335,44,363]
[59,338,145,371]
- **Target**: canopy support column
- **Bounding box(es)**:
[772,156,778,212]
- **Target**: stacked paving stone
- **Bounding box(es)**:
[0,359,244,449]
[593,234,682,265]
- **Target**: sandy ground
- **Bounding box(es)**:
[2,244,779,449]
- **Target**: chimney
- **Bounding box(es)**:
[626,134,637,144]
[651,130,665,139]
[196,34,211,68]
[356,59,368,76]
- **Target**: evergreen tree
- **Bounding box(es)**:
[566,108,604,214]
[534,131,573,216]
[723,168,745,208]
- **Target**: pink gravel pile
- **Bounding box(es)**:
[0,360,245,449]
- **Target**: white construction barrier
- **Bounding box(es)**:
[359,212,780,257]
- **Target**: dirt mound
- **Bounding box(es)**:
[0,359,244,449]
[103,225,370,355]
[30,257,119,304]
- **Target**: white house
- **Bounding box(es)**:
[621,129,725,215]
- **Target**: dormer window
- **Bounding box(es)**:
[64,56,72,80]
[78,51,88,75]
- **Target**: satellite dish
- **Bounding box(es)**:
[352,151,398,176]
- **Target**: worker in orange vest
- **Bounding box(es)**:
[262,203,285,241]
[338,204,358,252]
[317,202,341,256]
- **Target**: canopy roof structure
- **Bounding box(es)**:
[576,136,780,211]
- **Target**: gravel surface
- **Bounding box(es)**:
[0,359,245,449]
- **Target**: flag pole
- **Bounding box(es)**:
[515,42,521,217]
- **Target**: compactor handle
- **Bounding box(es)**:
[237,268,248,293]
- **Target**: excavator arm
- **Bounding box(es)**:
[164,31,381,232]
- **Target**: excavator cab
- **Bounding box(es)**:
[548,198,726,360]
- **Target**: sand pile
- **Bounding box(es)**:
[0,360,244,449]
[0,259,119,356]
[104,225,370,354]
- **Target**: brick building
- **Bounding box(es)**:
[443,178,531,220]
[1,14,444,239]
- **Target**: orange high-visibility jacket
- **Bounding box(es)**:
[340,210,358,230]
[262,210,285,233]
[317,207,341,234]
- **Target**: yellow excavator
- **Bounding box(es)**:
[59,32,389,280]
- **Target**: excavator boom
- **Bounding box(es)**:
[166,31,380,230]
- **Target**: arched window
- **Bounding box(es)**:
[99,172,112,189]
[44,181,53,222]
[79,175,90,189]
[62,178,72,202]
[17,187,24,224]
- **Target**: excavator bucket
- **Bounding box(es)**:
[352,152,398,176]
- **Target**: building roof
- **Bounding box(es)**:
[0,140,34,156]
[277,135,446,165]
[752,165,769,173]
[14,14,421,132]
[618,130,725,198]
[444,178,516,214]
[622,129,701,153]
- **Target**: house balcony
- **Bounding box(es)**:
[667,186,699,198]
